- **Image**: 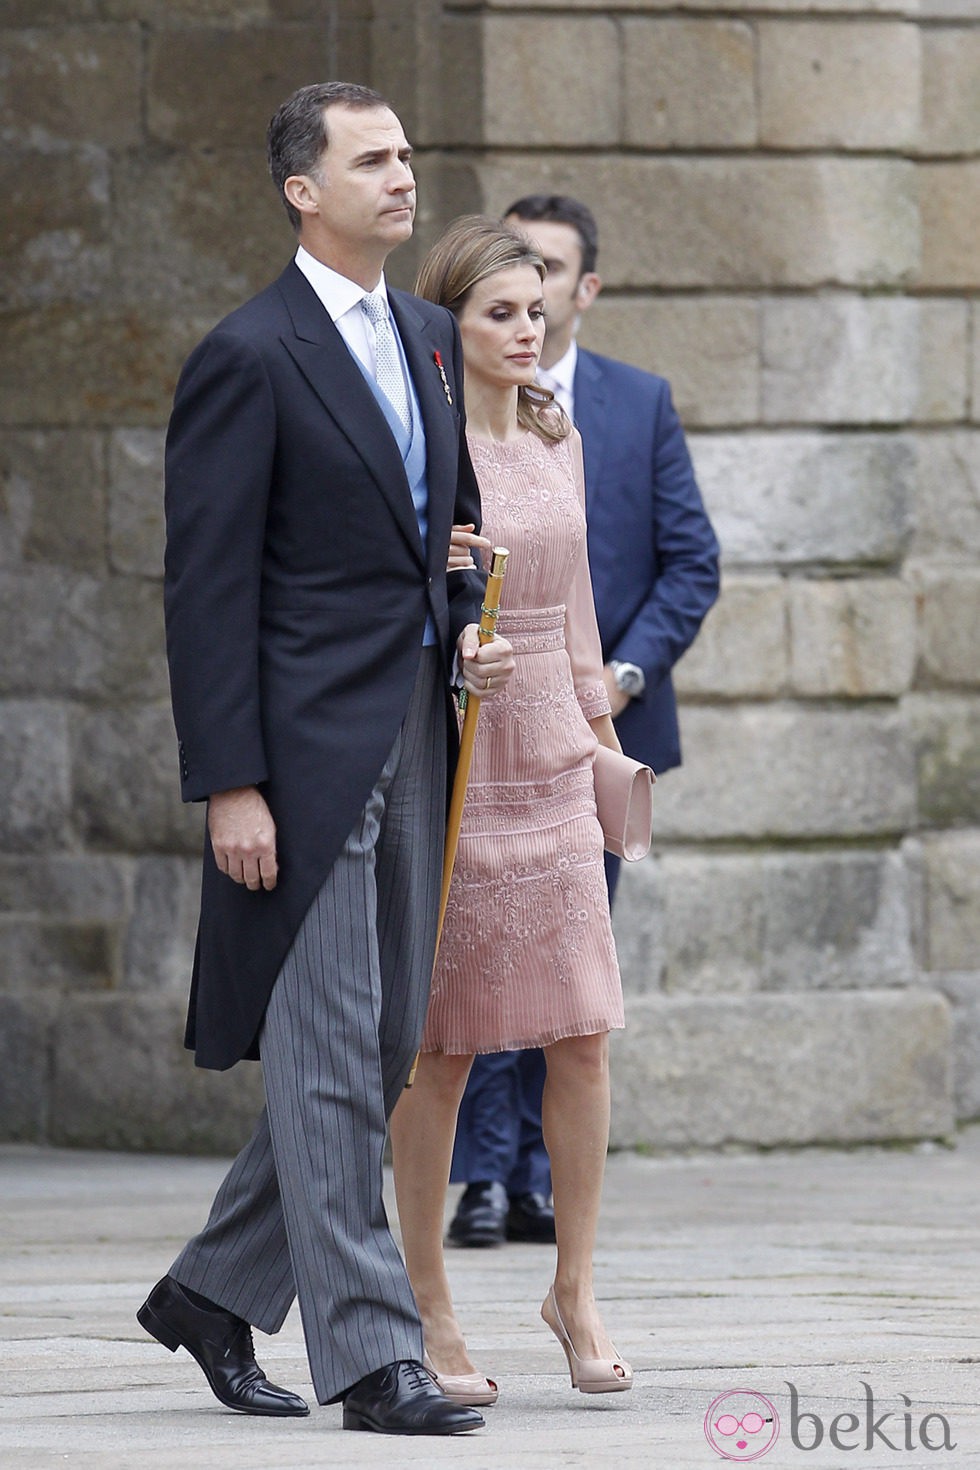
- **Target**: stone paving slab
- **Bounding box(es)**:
[1,1137,979,1468]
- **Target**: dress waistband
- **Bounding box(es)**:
[497,604,566,654]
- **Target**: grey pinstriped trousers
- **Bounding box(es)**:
[170,649,446,1404]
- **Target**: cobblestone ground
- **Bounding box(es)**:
[2,1133,979,1469]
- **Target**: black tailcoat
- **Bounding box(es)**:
[164,262,482,1070]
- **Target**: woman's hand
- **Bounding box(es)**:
[448,523,492,572]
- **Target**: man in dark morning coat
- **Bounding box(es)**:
[136,82,513,1436]
[447,195,720,1250]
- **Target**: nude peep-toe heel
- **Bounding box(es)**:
[423,1352,499,1407]
[541,1286,633,1395]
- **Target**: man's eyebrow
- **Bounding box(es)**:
[351,144,414,165]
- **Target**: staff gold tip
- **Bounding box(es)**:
[490,547,510,576]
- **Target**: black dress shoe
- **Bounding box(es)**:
[343,1359,483,1435]
[506,1191,557,1243]
[447,1181,508,1248]
[137,1275,309,1417]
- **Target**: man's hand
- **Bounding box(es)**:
[458,625,515,700]
[208,785,278,891]
[602,663,631,719]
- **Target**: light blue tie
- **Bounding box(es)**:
[360,291,412,435]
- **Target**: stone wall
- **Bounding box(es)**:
[1,0,977,1151]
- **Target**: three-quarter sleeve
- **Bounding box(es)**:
[563,429,612,722]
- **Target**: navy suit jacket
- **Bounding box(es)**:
[573,347,720,774]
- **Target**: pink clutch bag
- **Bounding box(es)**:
[593,745,656,862]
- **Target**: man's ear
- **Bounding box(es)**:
[575,271,602,312]
[283,174,321,218]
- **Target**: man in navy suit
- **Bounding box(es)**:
[447,194,720,1249]
[137,83,514,1433]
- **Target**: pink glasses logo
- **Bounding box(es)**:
[704,1389,780,1461]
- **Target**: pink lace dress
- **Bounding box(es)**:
[421,427,625,1055]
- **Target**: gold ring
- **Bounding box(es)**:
[484,675,492,690]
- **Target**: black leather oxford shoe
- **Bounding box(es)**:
[137,1275,310,1417]
[506,1191,557,1243]
[446,1180,508,1248]
[343,1359,484,1435]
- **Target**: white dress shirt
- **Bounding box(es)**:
[294,245,390,374]
[536,339,578,420]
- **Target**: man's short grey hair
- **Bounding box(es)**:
[267,81,390,232]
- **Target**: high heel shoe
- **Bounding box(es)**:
[423,1352,499,1407]
[541,1286,633,1395]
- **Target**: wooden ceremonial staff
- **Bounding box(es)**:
[406,546,510,1087]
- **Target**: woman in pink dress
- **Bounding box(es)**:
[389,217,631,1404]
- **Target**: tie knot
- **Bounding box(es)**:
[360,291,388,327]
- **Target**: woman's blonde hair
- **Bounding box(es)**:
[415,214,570,444]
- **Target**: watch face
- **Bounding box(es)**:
[616,666,643,695]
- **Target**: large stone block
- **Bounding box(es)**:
[0,150,110,311]
[920,0,980,14]
[615,846,919,998]
[0,854,132,993]
[482,16,619,146]
[70,704,203,854]
[0,306,211,427]
[761,298,968,425]
[122,856,201,996]
[651,705,915,841]
[936,973,980,1121]
[913,566,980,690]
[2,2,99,20]
[0,702,70,852]
[50,993,265,1153]
[0,431,106,573]
[922,28,980,155]
[911,430,980,560]
[0,568,167,700]
[108,430,166,578]
[788,578,916,697]
[110,151,288,312]
[909,694,980,828]
[923,832,980,971]
[0,26,142,148]
[918,163,980,289]
[689,432,914,567]
[479,156,919,289]
[485,0,921,11]
[610,990,953,1149]
[0,854,131,922]
[623,18,755,148]
[101,0,272,19]
[0,918,117,993]
[672,575,787,698]
[581,297,759,427]
[0,994,57,1143]
[974,304,980,423]
[920,300,971,423]
[147,26,332,146]
[759,21,920,150]
[0,567,104,698]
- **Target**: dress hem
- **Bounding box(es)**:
[421,1017,625,1057]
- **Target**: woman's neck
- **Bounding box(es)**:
[464,378,524,443]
